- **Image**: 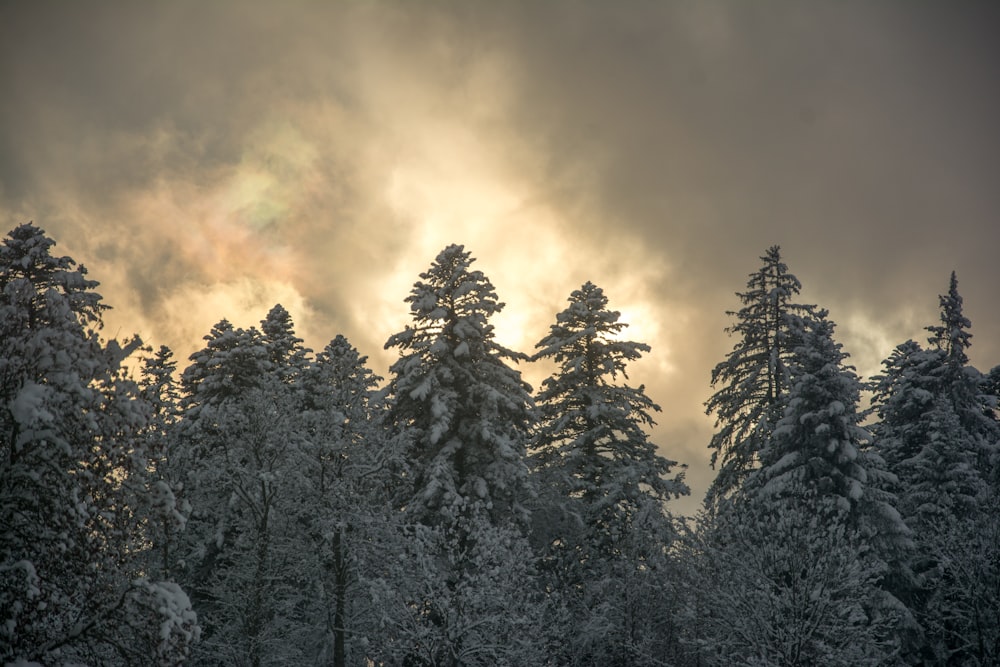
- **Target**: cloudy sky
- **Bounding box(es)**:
[3,1,998,514]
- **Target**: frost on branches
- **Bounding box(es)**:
[0,224,197,665]
[530,281,689,666]
[870,273,1000,664]
[383,243,535,528]
[705,245,817,508]
[379,244,543,664]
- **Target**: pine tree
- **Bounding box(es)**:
[383,243,535,527]
[176,313,306,666]
[870,273,1000,663]
[0,223,197,665]
[530,281,689,665]
[292,335,388,667]
[754,311,908,554]
[705,246,816,508]
[379,244,542,665]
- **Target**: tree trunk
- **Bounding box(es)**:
[333,527,347,667]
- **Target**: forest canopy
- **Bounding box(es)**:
[2,225,998,666]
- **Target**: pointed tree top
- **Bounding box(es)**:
[577,281,612,312]
[926,270,972,364]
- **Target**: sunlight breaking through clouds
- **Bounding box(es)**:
[2,2,998,518]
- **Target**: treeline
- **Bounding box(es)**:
[1,224,997,666]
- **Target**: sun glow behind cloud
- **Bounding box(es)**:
[368,116,680,394]
[9,2,996,520]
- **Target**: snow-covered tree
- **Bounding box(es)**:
[871,341,986,529]
[379,244,543,664]
[924,272,999,478]
[705,246,816,508]
[0,223,197,665]
[137,345,190,582]
[691,499,901,667]
[290,335,389,667]
[870,273,999,663]
[383,243,535,526]
[532,282,689,537]
[180,318,272,409]
[917,496,1000,666]
[370,519,546,667]
[176,313,306,666]
[692,305,916,666]
[261,303,311,384]
[529,281,689,665]
[753,312,907,551]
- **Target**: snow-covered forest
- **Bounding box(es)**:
[2,223,998,666]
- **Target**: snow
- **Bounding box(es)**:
[9,381,53,426]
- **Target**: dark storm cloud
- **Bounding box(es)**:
[483,2,1000,346]
[2,1,998,513]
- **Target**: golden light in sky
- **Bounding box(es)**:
[2,1,998,515]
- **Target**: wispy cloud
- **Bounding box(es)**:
[2,1,998,514]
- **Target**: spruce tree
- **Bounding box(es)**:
[383,244,535,527]
[378,244,542,665]
[870,273,1000,663]
[924,272,999,478]
[754,311,908,554]
[696,310,909,665]
[872,341,985,528]
[530,281,689,666]
[705,245,816,507]
[0,224,197,665]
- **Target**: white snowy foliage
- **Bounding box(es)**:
[370,519,545,666]
[705,246,818,506]
[691,500,902,666]
[0,223,198,664]
[530,281,688,664]
[384,244,534,525]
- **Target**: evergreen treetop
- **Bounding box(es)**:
[384,244,535,527]
[705,245,816,507]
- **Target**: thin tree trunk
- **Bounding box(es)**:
[333,527,347,667]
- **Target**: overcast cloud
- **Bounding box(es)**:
[2,1,998,514]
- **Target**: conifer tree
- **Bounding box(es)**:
[705,245,816,507]
[137,345,189,581]
[924,272,999,477]
[383,244,535,527]
[871,273,997,528]
[870,273,1000,663]
[293,335,387,667]
[0,224,197,665]
[695,310,909,665]
[177,313,307,665]
[530,281,689,665]
[261,303,312,384]
[378,244,542,665]
[754,311,908,554]
[872,341,986,527]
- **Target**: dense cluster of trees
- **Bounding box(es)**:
[1,224,997,666]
